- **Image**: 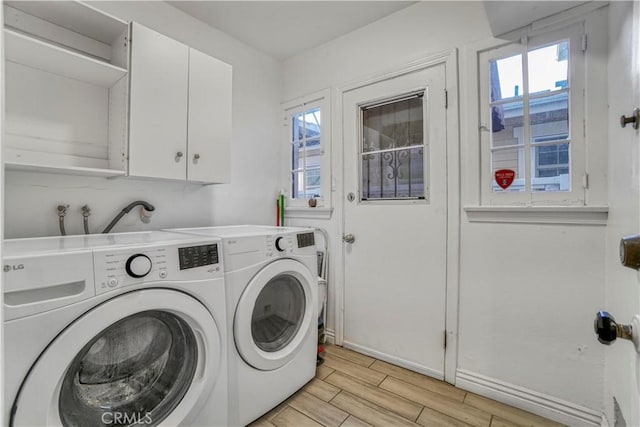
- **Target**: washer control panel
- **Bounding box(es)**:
[93,242,223,295]
[178,244,218,270]
[265,232,316,258]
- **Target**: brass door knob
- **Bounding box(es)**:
[620,234,640,270]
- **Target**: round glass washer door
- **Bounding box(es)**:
[234,259,316,371]
[12,289,221,427]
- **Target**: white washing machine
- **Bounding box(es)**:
[167,226,318,426]
[3,231,228,427]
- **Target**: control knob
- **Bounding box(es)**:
[275,236,289,252]
[126,254,152,278]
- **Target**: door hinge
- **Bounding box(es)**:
[444,330,447,349]
[581,34,587,52]
[444,90,448,109]
[583,173,589,189]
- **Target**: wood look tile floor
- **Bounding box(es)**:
[250,345,564,427]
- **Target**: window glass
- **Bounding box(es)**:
[528,42,569,94]
[361,95,425,200]
[290,107,321,199]
[530,93,569,142]
[362,97,423,152]
[59,311,197,427]
[490,54,523,101]
[491,101,524,147]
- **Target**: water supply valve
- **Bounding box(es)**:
[594,311,640,353]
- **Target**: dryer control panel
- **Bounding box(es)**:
[93,242,223,295]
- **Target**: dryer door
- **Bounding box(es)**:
[234,259,316,371]
[13,289,222,427]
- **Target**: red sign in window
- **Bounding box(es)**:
[495,169,515,190]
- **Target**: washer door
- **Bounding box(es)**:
[234,259,315,371]
[13,289,221,427]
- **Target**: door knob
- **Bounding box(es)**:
[594,311,640,352]
[620,108,639,129]
[343,234,355,244]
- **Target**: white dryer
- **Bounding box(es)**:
[167,226,318,426]
[3,231,228,427]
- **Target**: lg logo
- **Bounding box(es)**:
[3,264,24,272]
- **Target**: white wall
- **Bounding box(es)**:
[4,1,283,238]
[283,1,606,419]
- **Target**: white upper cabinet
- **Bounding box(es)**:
[187,49,232,183]
[128,23,232,184]
[128,23,189,181]
[3,1,130,177]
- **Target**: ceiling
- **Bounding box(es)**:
[168,1,417,60]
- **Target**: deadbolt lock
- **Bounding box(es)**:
[620,234,640,270]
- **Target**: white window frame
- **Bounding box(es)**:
[479,23,586,206]
[282,89,331,209]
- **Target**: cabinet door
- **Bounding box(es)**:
[187,48,232,183]
[129,23,189,180]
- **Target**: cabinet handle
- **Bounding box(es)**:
[193,153,200,164]
[175,151,183,162]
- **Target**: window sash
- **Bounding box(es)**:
[283,90,330,207]
[479,23,586,206]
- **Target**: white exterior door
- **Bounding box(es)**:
[603,2,640,425]
[187,48,232,184]
[129,23,189,180]
[342,63,448,379]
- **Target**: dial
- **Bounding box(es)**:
[125,254,152,278]
[275,236,288,252]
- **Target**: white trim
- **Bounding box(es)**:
[282,88,332,209]
[456,369,602,426]
[344,341,444,381]
[464,205,608,225]
[336,48,460,384]
[285,207,333,220]
[325,328,336,345]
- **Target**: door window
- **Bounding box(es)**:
[251,274,305,352]
[361,92,426,200]
[59,311,197,426]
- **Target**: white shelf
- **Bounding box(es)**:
[4,28,127,87]
[4,1,128,44]
[5,162,126,178]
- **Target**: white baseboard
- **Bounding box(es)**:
[325,328,335,344]
[343,340,444,381]
[456,369,601,426]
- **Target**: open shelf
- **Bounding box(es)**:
[5,1,128,44]
[5,162,126,178]
[4,28,127,87]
